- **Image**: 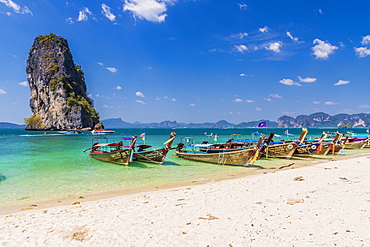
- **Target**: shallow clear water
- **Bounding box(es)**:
[0,128,369,208]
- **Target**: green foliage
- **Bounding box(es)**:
[78,98,99,118]
[67,92,77,106]
[48,63,59,74]
[24,115,44,129]
[74,65,85,80]
[66,92,99,118]
[50,79,57,91]
[75,65,82,73]
[38,33,62,47]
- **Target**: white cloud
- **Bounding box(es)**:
[359,104,370,108]
[0,89,6,94]
[286,32,299,43]
[239,32,248,39]
[279,78,301,86]
[189,104,196,107]
[233,98,243,103]
[259,26,268,33]
[102,3,116,21]
[361,35,370,45]
[266,42,282,52]
[325,101,337,105]
[171,98,177,102]
[0,0,32,14]
[235,44,248,53]
[246,99,254,103]
[313,101,320,104]
[106,67,118,73]
[78,7,92,21]
[123,0,173,23]
[115,86,122,90]
[264,98,272,102]
[103,104,113,108]
[238,2,248,10]
[334,80,350,86]
[298,76,317,83]
[19,81,28,86]
[354,47,370,58]
[66,17,74,24]
[255,107,262,111]
[21,6,31,15]
[136,100,146,105]
[240,73,247,77]
[312,39,338,59]
[270,94,282,99]
[135,91,145,97]
[0,0,20,12]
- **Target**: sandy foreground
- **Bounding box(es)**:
[1,156,370,246]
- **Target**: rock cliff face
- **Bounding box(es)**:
[26,34,100,130]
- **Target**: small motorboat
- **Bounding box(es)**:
[58,130,83,135]
[91,129,115,135]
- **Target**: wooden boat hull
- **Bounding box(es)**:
[262,142,297,159]
[89,149,132,165]
[133,148,170,164]
[343,140,368,149]
[293,144,317,158]
[314,143,342,155]
[174,148,257,166]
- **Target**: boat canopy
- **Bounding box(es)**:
[251,132,262,135]
[121,137,133,140]
[233,139,261,143]
[194,144,214,148]
[94,143,120,147]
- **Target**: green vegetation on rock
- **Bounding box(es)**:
[24,115,44,129]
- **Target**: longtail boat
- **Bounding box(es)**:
[198,142,250,153]
[133,132,176,164]
[174,135,265,166]
[262,128,308,159]
[342,136,370,149]
[314,133,343,155]
[293,143,318,158]
[85,135,137,165]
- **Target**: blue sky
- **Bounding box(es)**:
[1,0,370,124]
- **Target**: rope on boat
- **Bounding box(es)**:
[134,152,163,165]
[218,152,226,165]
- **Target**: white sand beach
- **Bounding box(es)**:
[1,155,370,246]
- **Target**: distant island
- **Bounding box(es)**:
[100,112,370,129]
[2,112,370,129]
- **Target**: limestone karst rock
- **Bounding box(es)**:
[26,33,100,130]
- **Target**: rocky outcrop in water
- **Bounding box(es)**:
[26,33,100,130]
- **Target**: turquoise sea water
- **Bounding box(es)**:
[0,128,369,208]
